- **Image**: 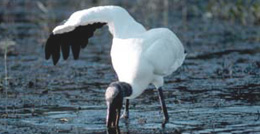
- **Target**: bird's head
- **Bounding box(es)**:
[105,82,132,128]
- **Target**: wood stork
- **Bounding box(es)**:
[45,6,186,128]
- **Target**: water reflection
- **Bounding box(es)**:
[106,127,121,134]
[106,123,167,134]
[0,0,260,134]
[106,120,130,134]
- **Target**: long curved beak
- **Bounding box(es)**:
[106,102,121,128]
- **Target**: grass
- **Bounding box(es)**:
[0,39,16,116]
[207,0,260,25]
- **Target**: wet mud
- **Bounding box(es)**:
[0,1,259,134]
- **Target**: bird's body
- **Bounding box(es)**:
[45,5,186,127]
[112,28,185,99]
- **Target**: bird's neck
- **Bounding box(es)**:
[120,84,132,98]
[81,6,146,38]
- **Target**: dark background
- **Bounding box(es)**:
[0,0,259,133]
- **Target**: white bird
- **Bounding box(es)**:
[45,5,186,128]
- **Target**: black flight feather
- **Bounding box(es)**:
[45,22,106,65]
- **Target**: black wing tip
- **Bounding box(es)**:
[72,52,80,60]
[45,33,61,65]
[45,22,107,65]
[45,33,53,60]
[53,59,59,65]
[63,55,69,60]
[73,57,79,60]
[45,54,50,60]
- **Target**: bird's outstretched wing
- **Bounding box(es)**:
[45,22,106,65]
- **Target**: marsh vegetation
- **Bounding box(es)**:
[0,0,259,133]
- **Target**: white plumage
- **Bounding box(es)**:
[49,6,186,99]
[45,5,186,127]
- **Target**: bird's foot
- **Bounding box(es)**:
[161,117,169,128]
[121,112,130,126]
[120,112,129,119]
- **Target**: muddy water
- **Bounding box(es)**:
[0,1,259,134]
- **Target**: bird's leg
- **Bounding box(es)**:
[120,99,129,119]
[157,87,169,126]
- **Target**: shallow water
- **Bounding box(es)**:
[0,1,260,134]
